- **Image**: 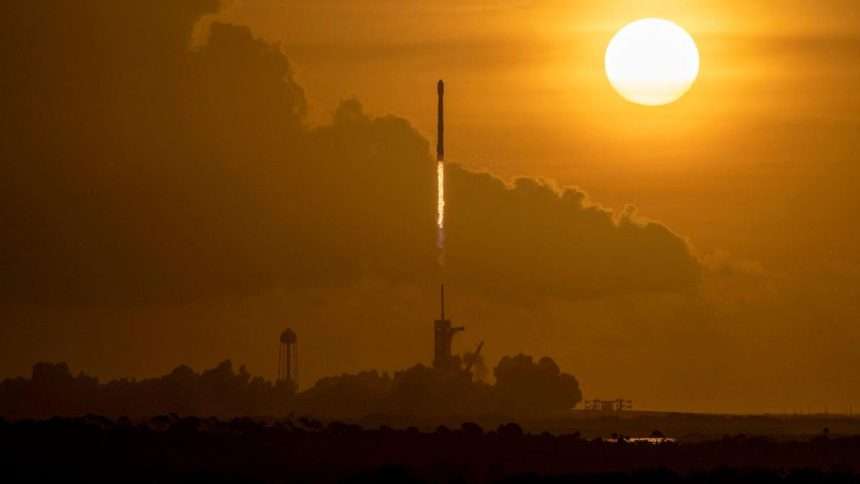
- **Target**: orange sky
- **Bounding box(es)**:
[206,0,860,412]
[210,1,860,277]
[3,1,860,414]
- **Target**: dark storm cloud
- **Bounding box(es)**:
[0,1,699,305]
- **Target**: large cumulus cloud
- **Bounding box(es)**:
[0,1,699,305]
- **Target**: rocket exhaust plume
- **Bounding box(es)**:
[436,80,445,256]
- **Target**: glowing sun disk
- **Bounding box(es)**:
[605,18,700,106]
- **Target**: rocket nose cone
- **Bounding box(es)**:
[437,80,444,94]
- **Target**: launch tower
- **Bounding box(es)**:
[433,285,463,370]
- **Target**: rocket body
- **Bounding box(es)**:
[437,80,444,162]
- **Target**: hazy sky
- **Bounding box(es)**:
[3,1,860,414]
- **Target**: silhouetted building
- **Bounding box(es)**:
[433,285,463,370]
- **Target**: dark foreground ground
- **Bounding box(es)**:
[357,411,860,441]
[3,417,860,483]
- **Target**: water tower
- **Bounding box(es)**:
[278,329,298,388]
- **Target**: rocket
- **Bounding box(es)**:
[437,80,444,162]
[435,80,446,249]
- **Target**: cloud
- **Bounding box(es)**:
[0,1,700,306]
[445,171,700,300]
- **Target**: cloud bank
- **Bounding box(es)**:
[0,1,699,305]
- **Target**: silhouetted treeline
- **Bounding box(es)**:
[0,361,295,419]
[2,417,860,483]
[0,355,581,419]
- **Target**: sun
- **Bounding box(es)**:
[605,18,700,106]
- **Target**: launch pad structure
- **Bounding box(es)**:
[585,399,633,413]
[433,285,464,370]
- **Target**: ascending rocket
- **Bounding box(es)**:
[437,80,444,162]
[436,80,446,250]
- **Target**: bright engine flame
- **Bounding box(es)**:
[436,161,445,249]
[437,162,445,229]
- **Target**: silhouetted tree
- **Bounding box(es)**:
[294,370,391,419]
[493,355,582,416]
[388,364,492,417]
